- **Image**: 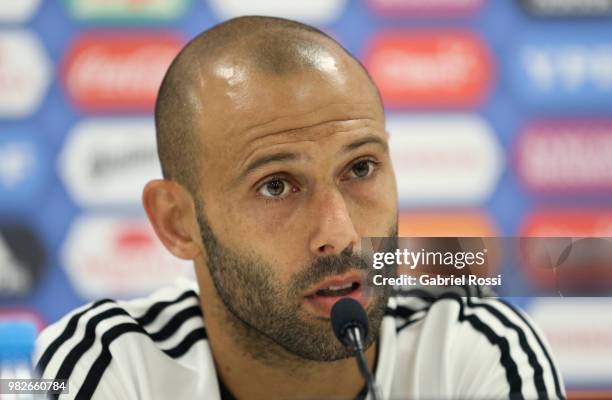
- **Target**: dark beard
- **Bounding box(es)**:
[194,197,397,364]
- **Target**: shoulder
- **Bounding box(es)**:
[386,287,566,400]
[34,278,209,399]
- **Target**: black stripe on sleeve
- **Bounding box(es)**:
[410,287,560,400]
[38,289,197,377]
[148,305,202,342]
[459,289,549,399]
[40,289,203,399]
[53,307,131,382]
[75,324,207,399]
[56,302,206,399]
[385,303,428,333]
[163,327,207,358]
[384,305,416,320]
[497,299,565,400]
[135,290,198,326]
[459,285,563,399]
[74,323,146,400]
[52,301,202,384]
[36,299,115,376]
[399,288,551,399]
[438,292,524,399]
[396,315,425,333]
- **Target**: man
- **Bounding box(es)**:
[35,16,565,399]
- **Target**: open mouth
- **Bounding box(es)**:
[302,273,369,317]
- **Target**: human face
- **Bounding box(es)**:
[193,43,398,360]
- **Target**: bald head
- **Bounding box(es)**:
[155,16,380,195]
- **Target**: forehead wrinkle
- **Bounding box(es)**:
[236,118,381,173]
[240,101,379,135]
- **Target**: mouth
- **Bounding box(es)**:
[302,272,370,318]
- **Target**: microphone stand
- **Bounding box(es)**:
[331,298,382,400]
[345,327,382,400]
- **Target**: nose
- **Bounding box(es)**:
[308,187,360,257]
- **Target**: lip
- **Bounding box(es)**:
[303,271,365,297]
[302,271,371,317]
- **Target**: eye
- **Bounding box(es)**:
[345,159,378,180]
[257,178,294,199]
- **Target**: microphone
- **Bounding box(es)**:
[331,298,382,400]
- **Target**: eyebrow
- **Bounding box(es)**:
[238,152,302,182]
[237,134,388,183]
[339,135,388,155]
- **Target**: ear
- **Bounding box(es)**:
[142,179,201,260]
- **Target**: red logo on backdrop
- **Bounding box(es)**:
[515,120,612,192]
[520,210,612,237]
[62,216,193,299]
[62,32,183,112]
[519,211,612,293]
[115,226,153,250]
[367,0,483,15]
[363,31,493,108]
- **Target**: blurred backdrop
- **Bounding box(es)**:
[0,0,611,395]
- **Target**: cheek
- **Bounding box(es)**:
[349,175,397,231]
[352,171,396,209]
[215,189,312,280]
[237,199,309,254]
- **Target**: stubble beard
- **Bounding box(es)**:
[194,198,397,368]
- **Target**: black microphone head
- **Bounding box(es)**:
[330,298,369,344]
